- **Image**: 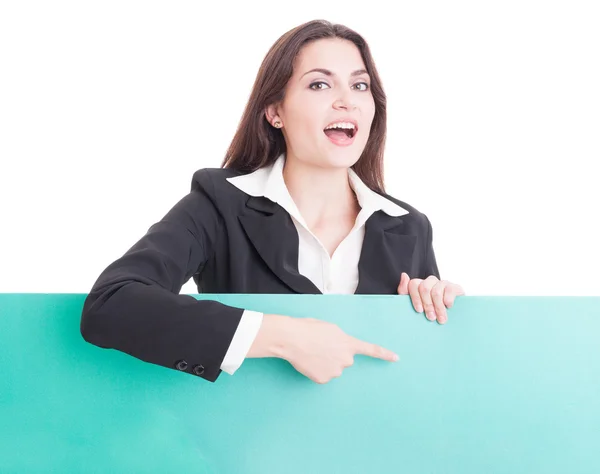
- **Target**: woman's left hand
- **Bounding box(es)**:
[397,273,465,324]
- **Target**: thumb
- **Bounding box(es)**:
[397,272,410,295]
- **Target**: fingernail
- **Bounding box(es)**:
[439,315,447,324]
[416,304,423,313]
[426,311,436,321]
[393,354,399,361]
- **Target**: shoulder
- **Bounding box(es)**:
[189,167,256,215]
[190,167,252,198]
[191,167,243,190]
[377,190,434,234]
[383,192,425,217]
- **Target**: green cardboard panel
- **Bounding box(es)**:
[0,294,598,473]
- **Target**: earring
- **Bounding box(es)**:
[273,120,282,128]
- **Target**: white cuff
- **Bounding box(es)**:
[220,310,263,375]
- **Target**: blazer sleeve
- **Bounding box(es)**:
[80,169,243,383]
[421,215,441,280]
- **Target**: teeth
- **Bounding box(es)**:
[324,122,356,130]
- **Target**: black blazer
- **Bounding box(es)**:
[80,167,440,382]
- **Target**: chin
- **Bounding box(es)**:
[294,144,363,170]
[325,148,362,168]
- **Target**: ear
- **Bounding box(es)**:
[264,104,280,126]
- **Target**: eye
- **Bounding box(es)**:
[309,81,370,91]
[309,81,330,91]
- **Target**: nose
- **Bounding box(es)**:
[333,93,357,111]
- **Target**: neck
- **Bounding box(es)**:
[282,155,360,228]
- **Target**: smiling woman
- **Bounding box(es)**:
[80,19,465,386]
[221,25,386,192]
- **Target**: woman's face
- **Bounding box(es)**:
[267,38,376,170]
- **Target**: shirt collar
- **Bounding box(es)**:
[226,153,408,223]
[346,165,408,218]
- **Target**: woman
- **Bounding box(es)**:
[80,19,465,385]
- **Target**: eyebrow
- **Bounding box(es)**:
[300,68,369,79]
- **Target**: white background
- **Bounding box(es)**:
[1,1,598,295]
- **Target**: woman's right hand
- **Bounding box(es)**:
[247,313,399,384]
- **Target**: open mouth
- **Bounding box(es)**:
[323,126,357,140]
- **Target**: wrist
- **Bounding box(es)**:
[247,313,294,359]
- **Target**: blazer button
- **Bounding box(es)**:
[192,364,205,376]
[175,360,188,371]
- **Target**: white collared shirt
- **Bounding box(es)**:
[219,153,408,375]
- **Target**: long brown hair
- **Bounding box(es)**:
[220,19,388,193]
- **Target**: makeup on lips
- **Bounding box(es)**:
[323,120,357,147]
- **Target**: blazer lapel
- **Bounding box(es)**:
[238,196,322,294]
[355,211,417,294]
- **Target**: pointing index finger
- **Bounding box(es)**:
[352,337,399,362]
